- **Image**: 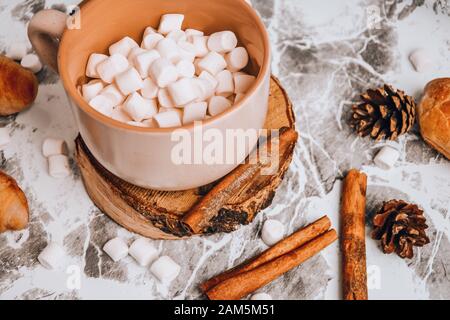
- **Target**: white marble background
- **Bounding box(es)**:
[0,0,449,300]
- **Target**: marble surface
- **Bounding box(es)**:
[1,0,449,300]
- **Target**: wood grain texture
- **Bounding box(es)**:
[75,76,297,239]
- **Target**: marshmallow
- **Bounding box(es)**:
[111,105,132,123]
[207,31,238,53]
[0,128,11,150]
[141,77,159,99]
[123,92,158,122]
[235,93,245,103]
[234,74,256,94]
[42,138,68,157]
[197,51,227,75]
[168,78,197,106]
[134,50,161,78]
[85,53,108,78]
[109,36,138,57]
[21,54,42,73]
[183,102,207,124]
[193,78,215,102]
[103,237,129,262]
[156,38,181,63]
[149,58,178,88]
[6,43,28,61]
[129,238,159,267]
[250,293,272,300]
[97,54,129,83]
[115,67,144,95]
[225,47,249,72]
[409,49,434,73]
[176,60,195,78]
[141,33,164,50]
[127,121,149,127]
[166,30,187,42]
[261,219,285,246]
[185,29,204,41]
[177,41,197,63]
[82,80,105,102]
[192,36,210,58]
[89,94,116,115]
[374,146,400,170]
[215,70,234,97]
[100,84,125,106]
[199,71,219,89]
[128,47,146,65]
[150,256,181,284]
[154,110,182,128]
[38,242,65,269]
[143,26,157,37]
[208,96,232,116]
[158,14,184,35]
[158,88,176,108]
[48,155,71,178]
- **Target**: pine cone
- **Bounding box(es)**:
[350,85,416,141]
[372,200,430,259]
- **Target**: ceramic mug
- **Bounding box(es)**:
[28,0,270,191]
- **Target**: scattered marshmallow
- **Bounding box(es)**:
[208,96,232,116]
[128,47,146,64]
[82,80,105,102]
[225,47,249,72]
[167,30,187,42]
[150,256,181,284]
[176,60,195,78]
[0,128,11,150]
[185,29,204,41]
[168,78,197,106]
[115,67,144,95]
[158,14,184,35]
[89,94,116,115]
[141,77,159,99]
[123,92,158,122]
[6,43,28,61]
[193,78,215,102]
[150,58,179,88]
[111,105,132,123]
[178,41,197,63]
[97,54,129,83]
[154,110,182,128]
[183,102,207,125]
[409,49,434,73]
[192,36,210,58]
[158,88,176,108]
[103,237,129,262]
[42,138,68,157]
[234,74,256,94]
[141,33,164,50]
[250,293,273,300]
[199,71,218,90]
[374,146,400,170]
[134,50,161,78]
[197,51,227,75]
[207,31,238,53]
[21,54,42,73]
[261,219,285,246]
[48,155,71,178]
[129,238,159,267]
[38,242,65,269]
[156,38,181,63]
[100,84,125,106]
[109,36,138,57]
[215,70,234,97]
[86,53,108,78]
[143,26,157,37]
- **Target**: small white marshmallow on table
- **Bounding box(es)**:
[42,138,71,178]
[81,13,257,129]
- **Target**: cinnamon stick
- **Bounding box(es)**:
[206,229,338,300]
[183,128,298,234]
[341,169,368,300]
[201,215,331,292]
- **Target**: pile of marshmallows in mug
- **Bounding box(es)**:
[81,14,256,128]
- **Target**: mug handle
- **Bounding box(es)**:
[28,9,68,73]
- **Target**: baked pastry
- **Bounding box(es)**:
[418,78,450,159]
[0,55,38,116]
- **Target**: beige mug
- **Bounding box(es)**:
[28,0,270,191]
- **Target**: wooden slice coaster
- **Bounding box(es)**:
[75,76,297,239]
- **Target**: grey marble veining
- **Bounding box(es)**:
[0,0,449,300]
